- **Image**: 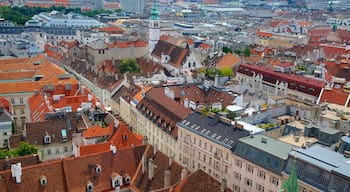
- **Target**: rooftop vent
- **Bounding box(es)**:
[34,61,40,65]
[261,137,267,144]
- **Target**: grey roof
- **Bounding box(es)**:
[0,109,11,122]
[177,112,250,150]
[0,26,76,35]
[293,145,350,179]
[342,135,350,144]
[234,135,292,175]
[238,134,293,160]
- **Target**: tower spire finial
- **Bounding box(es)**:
[151,0,158,20]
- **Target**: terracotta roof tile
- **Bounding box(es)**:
[0,146,147,192]
[320,88,350,106]
[83,125,112,139]
[173,169,232,192]
[133,146,184,192]
[217,53,241,69]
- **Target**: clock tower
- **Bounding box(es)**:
[149,0,160,58]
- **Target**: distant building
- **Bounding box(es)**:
[236,64,326,104]
[30,11,106,29]
[283,146,350,192]
[120,0,146,14]
[0,55,80,133]
[0,107,12,148]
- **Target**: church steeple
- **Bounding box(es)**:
[151,0,159,20]
[148,0,160,58]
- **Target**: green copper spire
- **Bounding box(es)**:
[150,0,158,20]
[279,157,299,192]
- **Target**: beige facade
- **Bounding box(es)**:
[232,155,283,192]
[177,127,232,187]
[136,109,177,158]
[85,45,147,70]
[2,93,32,133]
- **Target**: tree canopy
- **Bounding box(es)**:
[118,58,141,74]
[0,6,120,25]
[0,142,38,159]
[199,67,233,77]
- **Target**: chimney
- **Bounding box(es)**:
[11,163,22,184]
[115,185,121,192]
[164,170,170,188]
[153,144,157,156]
[181,168,187,181]
[110,144,117,155]
[169,155,173,167]
[142,154,147,174]
[148,158,154,180]
[221,178,227,192]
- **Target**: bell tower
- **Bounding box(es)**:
[149,0,160,58]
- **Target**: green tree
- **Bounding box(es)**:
[220,67,233,77]
[244,47,251,57]
[222,46,233,54]
[118,58,140,74]
[15,142,38,156]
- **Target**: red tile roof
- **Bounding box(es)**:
[319,88,350,106]
[99,27,124,34]
[172,169,231,192]
[0,146,147,192]
[217,53,241,69]
[83,125,112,139]
[79,122,143,156]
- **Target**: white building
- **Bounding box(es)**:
[148,1,160,58]
[31,11,106,29]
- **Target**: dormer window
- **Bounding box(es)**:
[95,164,102,174]
[40,175,47,186]
[86,181,93,192]
[111,173,123,188]
[44,135,51,144]
[124,174,131,184]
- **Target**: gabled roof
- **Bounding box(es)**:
[9,112,86,148]
[79,122,143,156]
[63,146,145,192]
[319,88,350,107]
[172,170,231,192]
[152,40,189,68]
[0,145,147,192]
[132,146,184,192]
[109,122,143,149]
[83,125,112,139]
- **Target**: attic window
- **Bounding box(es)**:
[86,181,93,192]
[44,135,51,144]
[95,164,102,174]
[40,175,47,186]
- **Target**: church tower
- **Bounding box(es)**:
[149,0,160,58]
